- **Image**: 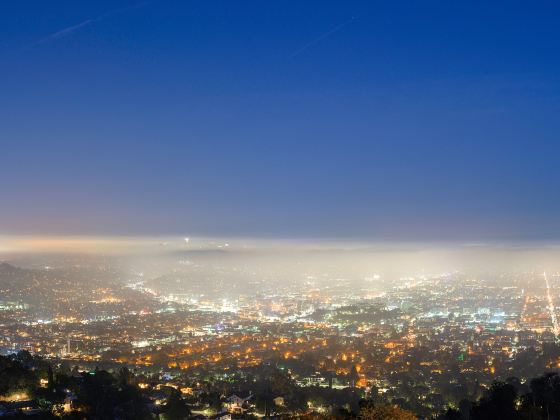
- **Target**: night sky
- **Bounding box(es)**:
[2,1,560,240]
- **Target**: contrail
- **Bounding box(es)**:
[33,19,96,46]
[290,16,357,58]
[30,1,151,47]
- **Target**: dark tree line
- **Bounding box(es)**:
[7,350,560,419]
[0,352,189,419]
[439,373,560,420]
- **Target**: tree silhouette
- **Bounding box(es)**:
[359,403,417,419]
[162,392,191,420]
[470,381,518,420]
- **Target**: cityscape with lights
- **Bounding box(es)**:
[2,245,560,418]
[3,0,560,418]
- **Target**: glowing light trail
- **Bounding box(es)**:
[544,272,560,341]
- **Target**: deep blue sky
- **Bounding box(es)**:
[2,1,560,240]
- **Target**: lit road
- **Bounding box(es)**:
[544,272,560,340]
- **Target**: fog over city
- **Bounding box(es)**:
[4,237,560,418]
[3,1,560,418]
[6,236,560,275]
